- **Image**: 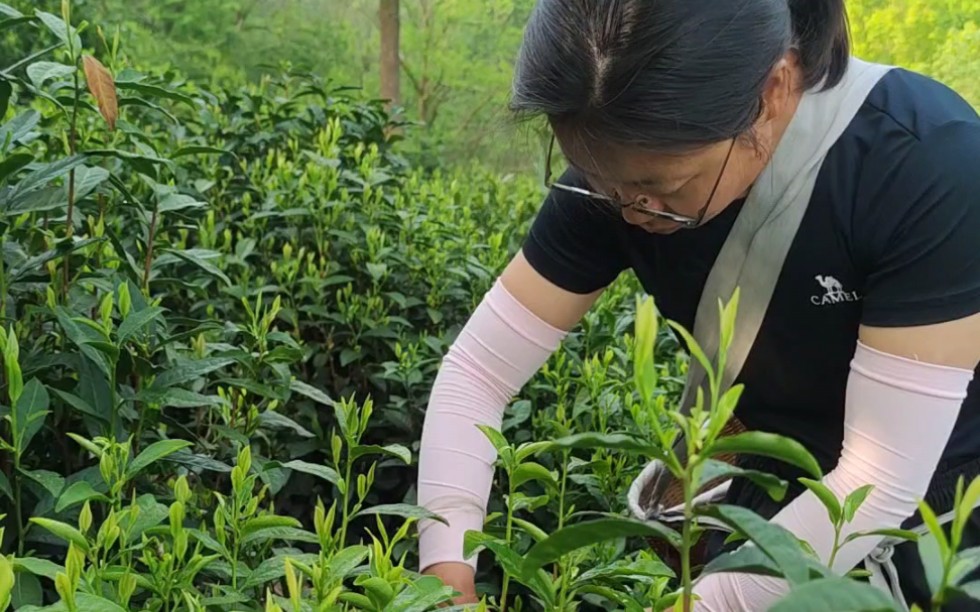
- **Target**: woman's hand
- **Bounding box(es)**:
[425,562,479,605]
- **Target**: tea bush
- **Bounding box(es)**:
[2,4,978,612]
[0,4,685,609]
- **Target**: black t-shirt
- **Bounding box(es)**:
[522,68,980,472]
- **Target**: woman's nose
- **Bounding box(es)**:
[620,194,658,225]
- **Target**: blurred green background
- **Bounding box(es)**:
[5,0,977,175]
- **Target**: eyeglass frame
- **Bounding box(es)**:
[543,133,737,229]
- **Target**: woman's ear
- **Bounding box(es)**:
[760,56,799,122]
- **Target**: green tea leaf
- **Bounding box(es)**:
[0,153,32,184]
[158,193,206,213]
[511,462,558,493]
[10,568,40,609]
[696,504,810,585]
[522,517,681,578]
[464,531,556,605]
[26,61,74,88]
[0,471,11,501]
[3,330,20,405]
[282,460,340,486]
[126,439,193,478]
[843,484,875,523]
[20,468,64,498]
[708,431,823,479]
[0,552,13,611]
[354,504,447,525]
[548,432,667,461]
[325,545,369,581]
[257,411,314,437]
[115,81,195,106]
[164,450,232,473]
[74,593,128,612]
[34,11,81,50]
[956,476,980,546]
[28,518,89,552]
[575,585,645,612]
[700,544,783,578]
[0,111,40,150]
[136,387,224,410]
[799,477,842,524]
[242,553,319,589]
[240,526,318,547]
[476,425,508,453]
[117,306,163,343]
[767,577,896,612]
[241,515,302,538]
[387,574,457,612]
[918,498,951,561]
[512,517,549,543]
[289,379,333,405]
[161,248,230,286]
[150,357,236,389]
[13,378,49,455]
[55,480,107,512]
[949,547,980,586]
[13,556,63,580]
[842,528,919,546]
[696,459,788,502]
[350,443,411,465]
[0,80,9,120]
[0,4,23,18]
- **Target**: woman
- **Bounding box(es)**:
[415,0,980,610]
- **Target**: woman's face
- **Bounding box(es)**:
[557,134,768,234]
[555,57,800,234]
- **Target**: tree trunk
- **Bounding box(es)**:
[379,0,400,109]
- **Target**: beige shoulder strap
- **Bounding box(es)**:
[643,58,894,508]
[679,57,893,413]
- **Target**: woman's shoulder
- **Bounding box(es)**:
[858,66,978,143]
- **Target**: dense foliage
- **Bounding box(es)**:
[1,3,980,612]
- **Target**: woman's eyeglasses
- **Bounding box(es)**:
[543,134,736,229]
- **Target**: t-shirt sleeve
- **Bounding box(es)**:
[858,120,980,327]
[521,169,630,294]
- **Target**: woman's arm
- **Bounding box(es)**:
[690,315,980,611]
[417,250,603,594]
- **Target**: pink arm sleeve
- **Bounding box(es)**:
[693,341,976,611]
[417,279,567,572]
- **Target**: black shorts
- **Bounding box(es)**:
[702,455,980,611]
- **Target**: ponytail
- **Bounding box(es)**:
[788,0,851,90]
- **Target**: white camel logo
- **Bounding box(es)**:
[815,275,844,295]
[811,275,860,306]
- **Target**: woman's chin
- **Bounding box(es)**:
[642,221,682,235]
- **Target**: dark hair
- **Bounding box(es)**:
[510,0,850,151]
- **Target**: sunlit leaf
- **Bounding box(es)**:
[708,431,822,480]
[799,477,842,524]
[28,518,89,552]
[843,484,875,523]
[281,460,340,486]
